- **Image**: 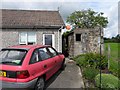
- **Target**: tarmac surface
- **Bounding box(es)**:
[46,58,84,89]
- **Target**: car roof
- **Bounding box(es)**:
[2,45,50,51]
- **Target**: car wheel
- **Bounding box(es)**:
[61,60,65,70]
[35,77,45,90]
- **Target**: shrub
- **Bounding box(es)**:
[83,67,99,81]
[95,74,120,89]
[73,54,83,61]
[73,54,87,67]
[73,53,108,69]
[109,59,119,77]
[85,53,108,69]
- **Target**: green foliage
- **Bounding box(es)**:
[62,31,72,37]
[83,67,99,80]
[67,9,108,29]
[104,43,119,77]
[85,53,107,69]
[109,59,119,77]
[73,54,87,67]
[73,53,107,69]
[95,74,120,89]
[104,34,120,43]
[72,54,82,61]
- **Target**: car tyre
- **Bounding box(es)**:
[35,77,45,90]
[60,59,65,70]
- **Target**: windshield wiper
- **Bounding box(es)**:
[0,61,17,65]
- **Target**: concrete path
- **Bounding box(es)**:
[45,58,84,89]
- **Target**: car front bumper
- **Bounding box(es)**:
[0,78,38,89]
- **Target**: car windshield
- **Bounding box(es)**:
[0,49,27,65]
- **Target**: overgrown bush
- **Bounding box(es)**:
[85,53,107,69]
[95,74,120,89]
[73,54,87,67]
[73,53,108,69]
[83,67,99,81]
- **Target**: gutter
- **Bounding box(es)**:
[1,25,64,29]
[58,26,64,52]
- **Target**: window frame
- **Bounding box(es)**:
[0,49,28,66]
[46,47,58,57]
[43,34,55,48]
[29,49,42,64]
[38,47,52,61]
[75,34,81,41]
[29,46,58,64]
[19,32,37,45]
[19,32,27,45]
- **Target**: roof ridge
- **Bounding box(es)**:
[1,9,59,12]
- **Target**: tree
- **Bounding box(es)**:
[67,9,108,29]
[104,34,120,43]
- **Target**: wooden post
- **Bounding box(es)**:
[108,44,111,69]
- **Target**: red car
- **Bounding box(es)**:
[0,45,65,90]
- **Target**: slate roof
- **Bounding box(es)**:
[2,9,65,28]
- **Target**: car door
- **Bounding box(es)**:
[38,47,55,80]
[46,47,62,71]
[27,49,43,80]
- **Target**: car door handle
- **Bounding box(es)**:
[44,65,47,68]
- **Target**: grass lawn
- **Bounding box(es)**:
[104,43,120,76]
[104,43,119,61]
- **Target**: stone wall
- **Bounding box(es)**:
[68,33,74,57]
[2,29,19,48]
[1,28,62,52]
[68,27,104,57]
[36,28,62,52]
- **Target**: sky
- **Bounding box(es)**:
[1,0,119,38]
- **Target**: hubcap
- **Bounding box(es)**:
[37,78,44,90]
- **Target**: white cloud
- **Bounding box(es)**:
[2,0,119,2]
[1,1,119,38]
[103,3,118,38]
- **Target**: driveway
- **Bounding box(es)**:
[45,58,84,89]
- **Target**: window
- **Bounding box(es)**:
[76,34,81,41]
[19,32,27,44]
[19,32,36,45]
[28,32,36,45]
[47,47,57,57]
[29,50,40,64]
[39,48,51,60]
[0,49,27,65]
[43,34,54,47]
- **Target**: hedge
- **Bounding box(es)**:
[95,74,120,89]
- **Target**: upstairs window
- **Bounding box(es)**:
[19,32,36,45]
[76,34,81,41]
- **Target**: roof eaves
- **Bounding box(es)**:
[1,25,65,29]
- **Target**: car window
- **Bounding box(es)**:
[29,50,40,64]
[47,47,57,57]
[0,49,27,65]
[38,48,51,60]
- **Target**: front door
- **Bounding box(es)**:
[43,34,55,48]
